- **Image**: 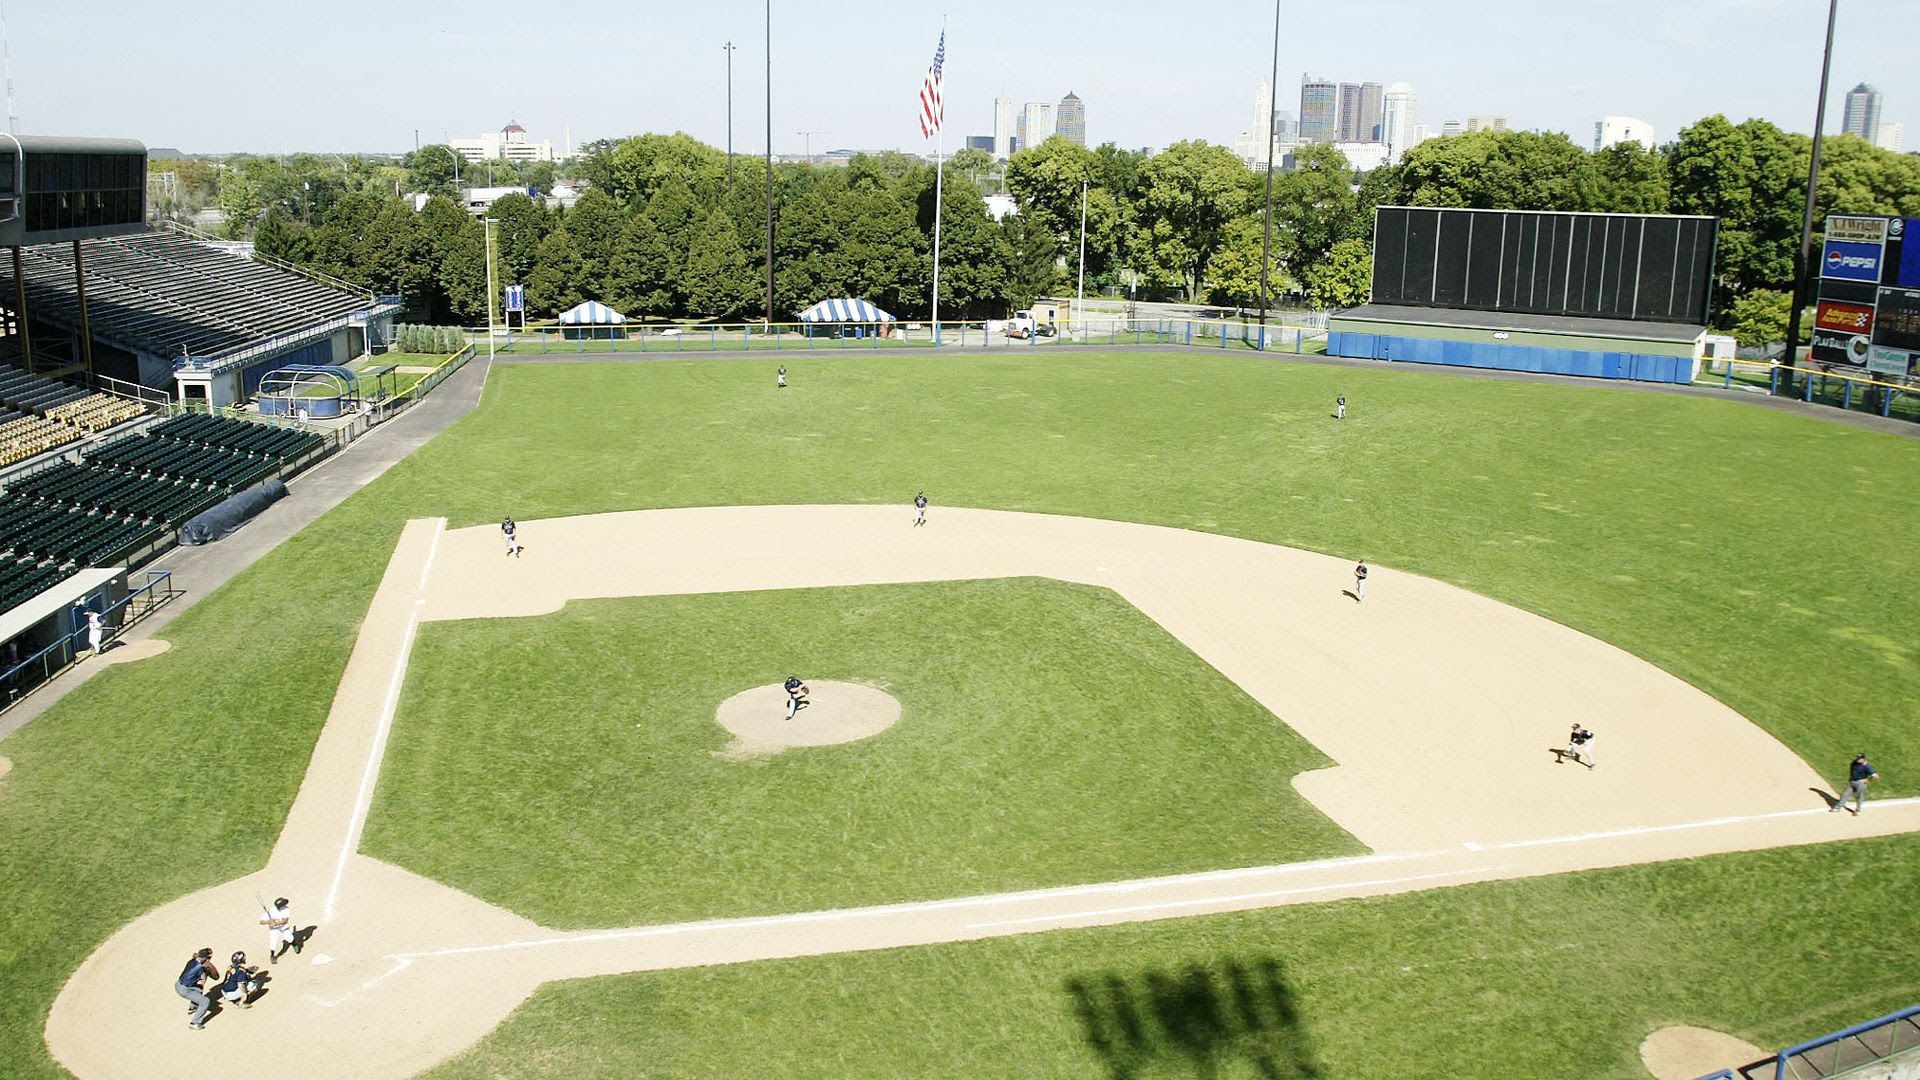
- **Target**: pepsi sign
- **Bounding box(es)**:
[1822,240,1883,282]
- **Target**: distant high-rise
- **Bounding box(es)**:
[1336,82,1383,143]
[965,135,995,153]
[1382,83,1418,162]
[1878,122,1905,153]
[1017,102,1055,149]
[1843,83,1883,139]
[993,96,1015,159]
[1057,92,1086,146]
[1440,120,1464,137]
[1465,115,1508,134]
[1593,116,1656,152]
[1299,75,1337,143]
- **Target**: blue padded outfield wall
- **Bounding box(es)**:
[1325,332,1697,385]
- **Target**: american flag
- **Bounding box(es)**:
[917,30,945,139]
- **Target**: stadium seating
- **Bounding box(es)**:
[0,232,373,361]
[0,414,323,604]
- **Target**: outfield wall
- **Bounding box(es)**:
[1326,321,1699,385]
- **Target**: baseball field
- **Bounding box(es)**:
[3,351,1918,1079]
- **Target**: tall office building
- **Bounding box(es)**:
[1843,83,1883,139]
[1017,102,1055,149]
[1877,122,1905,153]
[1593,116,1656,152]
[1057,92,1086,146]
[1382,82,1418,162]
[1336,82,1383,143]
[1299,75,1337,143]
[992,96,1015,159]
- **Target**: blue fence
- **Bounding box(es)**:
[1326,331,1696,385]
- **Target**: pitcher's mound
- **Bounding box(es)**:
[1640,1025,1764,1080]
[715,680,902,759]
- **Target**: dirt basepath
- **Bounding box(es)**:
[46,506,1917,1080]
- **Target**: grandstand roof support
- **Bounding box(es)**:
[70,239,92,379]
[8,245,28,371]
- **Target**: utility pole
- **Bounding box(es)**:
[724,41,736,191]
[796,130,828,165]
[1076,180,1088,338]
[1256,0,1281,350]
[1779,0,1841,396]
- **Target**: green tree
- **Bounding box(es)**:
[1271,143,1358,272]
[606,213,681,317]
[487,193,551,287]
[403,145,462,196]
[1005,136,1098,265]
[1725,288,1792,348]
[1668,115,1806,298]
[1395,130,1603,210]
[417,195,489,323]
[561,188,626,298]
[1133,140,1251,300]
[525,229,586,317]
[1815,134,1920,218]
[588,133,728,207]
[252,209,309,264]
[1002,214,1062,308]
[1303,238,1372,309]
[948,147,995,193]
[683,212,756,318]
[357,198,434,307]
[1592,143,1671,213]
[1204,216,1289,308]
[918,174,1008,318]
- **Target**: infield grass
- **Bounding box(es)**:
[1,350,1916,1077]
[363,579,1356,927]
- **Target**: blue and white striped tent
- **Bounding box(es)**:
[797,298,895,324]
[558,300,627,325]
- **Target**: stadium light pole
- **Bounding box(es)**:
[764,0,775,326]
[1256,0,1281,350]
[1777,0,1841,396]
[724,41,736,192]
[1076,180,1088,338]
[483,217,498,366]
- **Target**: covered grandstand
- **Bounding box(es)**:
[0,226,403,406]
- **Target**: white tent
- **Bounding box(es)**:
[797,298,895,324]
[558,300,627,325]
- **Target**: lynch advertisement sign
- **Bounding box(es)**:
[1825,216,1891,244]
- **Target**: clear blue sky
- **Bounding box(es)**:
[15,0,1919,155]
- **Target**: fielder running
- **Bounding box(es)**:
[502,516,521,558]
[1353,559,1368,602]
[1563,724,1596,768]
[913,491,928,527]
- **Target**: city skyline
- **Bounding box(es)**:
[16,0,1919,156]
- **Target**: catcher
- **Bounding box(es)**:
[218,951,264,1009]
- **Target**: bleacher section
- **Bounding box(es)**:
[0,415,326,608]
[0,231,372,361]
[0,363,154,466]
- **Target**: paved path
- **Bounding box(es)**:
[0,354,492,740]
[46,505,1916,1080]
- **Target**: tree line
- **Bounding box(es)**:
[213,121,1920,335]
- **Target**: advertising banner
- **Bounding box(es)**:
[1822,240,1885,282]
[1814,300,1875,336]
[1824,216,1890,244]
[1867,344,1915,378]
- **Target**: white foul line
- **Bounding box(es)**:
[324,579,432,921]
[965,868,1494,930]
[307,958,413,1009]
[1494,797,1920,851]
[416,517,444,592]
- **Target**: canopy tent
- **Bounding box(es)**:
[556,300,628,341]
[797,298,895,324]
[558,300,628,325]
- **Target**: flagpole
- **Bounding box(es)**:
[930,18,946,344]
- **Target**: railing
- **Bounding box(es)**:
[471,317,1330,356]
[1695,358,1919,423]
[0,569,180,715]
[1737,1002,1920,1079]
[370,344,475,424]
[86,371,171,408]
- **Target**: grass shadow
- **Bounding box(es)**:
[1067,956,1322,1079]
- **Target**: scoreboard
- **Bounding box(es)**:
[1812,216,1920,377]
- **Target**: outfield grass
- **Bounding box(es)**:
[363,580,1355,927]
[428,833,1920,1079]
[0,350,1916,1077]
